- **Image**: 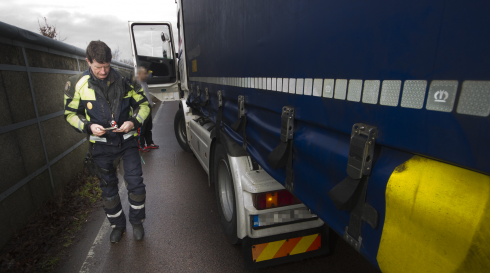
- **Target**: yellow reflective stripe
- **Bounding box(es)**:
[136,113,144,123]
[67,98,80,110]
[256,240,286,262]
[132,90,150,123]
[377,156,490,273]
[66,114,81,129]
[75,75,89,91]
[289,234,318,255]
[85,109,90,121]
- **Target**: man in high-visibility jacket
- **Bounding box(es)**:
[64,40,150,242]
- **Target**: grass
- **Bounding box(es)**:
[0,168,103,272]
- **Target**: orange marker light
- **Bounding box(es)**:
[266,192,278,208]
[253,190,302,210]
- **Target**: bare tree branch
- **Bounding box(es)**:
[112,47,122,61]
[38,17,67,41]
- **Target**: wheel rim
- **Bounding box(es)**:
[178,113,187,143]
[218,159,234,222]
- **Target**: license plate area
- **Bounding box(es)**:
[251,207,318,230]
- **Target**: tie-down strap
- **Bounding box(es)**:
[267,106,295,192]
[328,123,379,251]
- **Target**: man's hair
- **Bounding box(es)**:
[86,40,112,63]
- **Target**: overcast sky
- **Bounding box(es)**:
[0,0,178,61]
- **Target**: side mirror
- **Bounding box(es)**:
[161,32,166,42]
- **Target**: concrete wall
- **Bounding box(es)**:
[0,36,133,249]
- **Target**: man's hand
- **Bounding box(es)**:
[90,124,106,137]
[114,121,134,133]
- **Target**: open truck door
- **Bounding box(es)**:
[128,22,180,102]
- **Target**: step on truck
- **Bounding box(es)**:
[128,0,490,271]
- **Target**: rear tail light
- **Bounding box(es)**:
[253,190,301,210]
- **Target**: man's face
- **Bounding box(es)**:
[86,59,110,80]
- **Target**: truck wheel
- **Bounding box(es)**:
[213,143,241,245]
[174,109,191,152]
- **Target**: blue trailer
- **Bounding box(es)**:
[130,0,490,271]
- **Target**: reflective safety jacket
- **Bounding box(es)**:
[63,68,150,146]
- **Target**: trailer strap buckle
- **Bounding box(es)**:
[231,95,247,149]
[211,90,224,142]
[329,124,377,210]
[198,87,209,107]
[267,106,295,192]
[328,123,379,251]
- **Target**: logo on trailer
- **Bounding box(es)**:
[434,90,449,102]
[325,86,332,93]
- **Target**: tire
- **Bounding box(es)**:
[174,108,192,152]
[213,142,241,245]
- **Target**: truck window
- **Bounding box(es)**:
[131,23,177,85]
[133,25,174,59]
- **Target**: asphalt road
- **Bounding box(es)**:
[57,101,381,273]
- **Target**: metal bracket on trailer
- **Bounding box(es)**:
[238,95,245,118]
[281,106,295,142]
[205,87,209,102]
[344,226,362,252]
[217,90,223,107]
[346,124,378,179]
[196,85,201,97]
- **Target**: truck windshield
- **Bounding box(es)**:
[133,24,173,59]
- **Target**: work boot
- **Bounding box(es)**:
[110,227,126,243]
[132,224,145,241]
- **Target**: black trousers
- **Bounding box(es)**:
[92,139,146,227]
[139,113,154,147]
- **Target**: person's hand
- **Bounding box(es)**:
[90,124,106,136]
[114,121,134,133]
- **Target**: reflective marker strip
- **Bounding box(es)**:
[380,80,402,106]
[188,77,490,116]
[107,209,122,218]
[130,204,145,210]
[252,234,321,262]
[334,79,347,100]
[377,156,490,273]
[347,79,363,102]
[456,81,490,117]
[362,80,380,104]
